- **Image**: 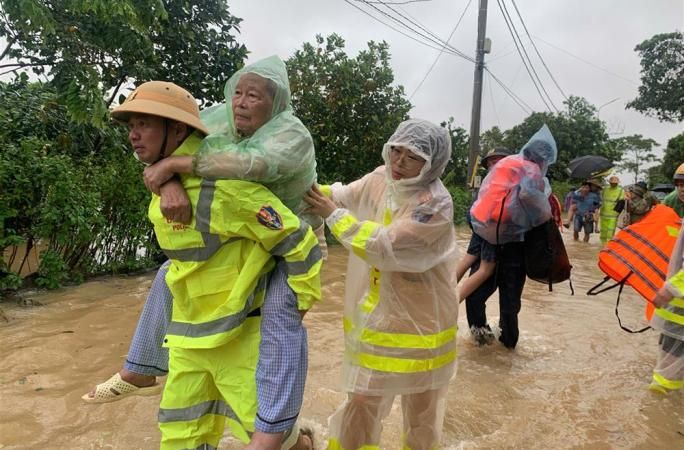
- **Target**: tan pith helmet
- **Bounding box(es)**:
[674,162,684,182]
[111,81,209,135]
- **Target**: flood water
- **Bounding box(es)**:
[0,228,681,449]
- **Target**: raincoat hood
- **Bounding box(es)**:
[193,55,317,214]
[200,55,292,139]
[519,124,557,176]
[381,119,451,190]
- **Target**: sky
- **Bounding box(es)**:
[227,0,683,172]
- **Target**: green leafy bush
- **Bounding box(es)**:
[35,249,69,289]
[446,185,473,226]
[0,80,157,291]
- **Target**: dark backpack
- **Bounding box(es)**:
[523,219,573,292]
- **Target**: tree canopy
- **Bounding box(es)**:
[485,96,614,180]
[658,132,684,180]
[0,0,247,125]
[610,134,659,184]
[0,1,248,291]
[286,34,411,183]
[627,31,684,122]
[439,117,469,187]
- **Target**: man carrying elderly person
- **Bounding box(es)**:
[83,55,320,450]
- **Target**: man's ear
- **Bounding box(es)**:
[172,121,189,143]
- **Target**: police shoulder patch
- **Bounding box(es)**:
[256,205,283,230]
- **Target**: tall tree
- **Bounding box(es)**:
[0,0,247,125]
[627,31,684,122]
[658,132,684,180]
[479,126,505,153]
[286,34,411,183]
[611,134,660,184]
[499,96,613,180]
[440,117,469,186]
[0,1,248,290]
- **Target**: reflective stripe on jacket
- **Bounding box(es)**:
[661,270,684,327]
[331,206,457,376]
[601,186,623,219]
[149,133,322,349]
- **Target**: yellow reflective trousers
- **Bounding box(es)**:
[158,318,260,449]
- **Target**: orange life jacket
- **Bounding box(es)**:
[595,204,681,320]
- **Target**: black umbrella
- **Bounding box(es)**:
[566,155,613,179]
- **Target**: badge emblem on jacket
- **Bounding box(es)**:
[257,206,283,230]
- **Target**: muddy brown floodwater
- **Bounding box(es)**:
[0,228,682,449]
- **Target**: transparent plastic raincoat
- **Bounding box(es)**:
[470,124,557,244]
[193,55,317,219]
[650,224,684,393]
[325,119,459,396]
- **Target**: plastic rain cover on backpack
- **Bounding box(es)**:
[193,55,317,215]
[470,124,557,245]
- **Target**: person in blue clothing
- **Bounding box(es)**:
[572,180,602,242]
[563,186,576,213]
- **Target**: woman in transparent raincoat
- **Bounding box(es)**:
[650,225,684,394]
[305,119,459,450]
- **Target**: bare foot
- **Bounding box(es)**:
[85,369,155,399]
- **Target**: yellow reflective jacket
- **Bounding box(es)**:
[600,185,624,219]
[660,270,684,336]
[149,133,322,349]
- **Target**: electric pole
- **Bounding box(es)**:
[466,0,489,188]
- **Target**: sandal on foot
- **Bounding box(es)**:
[300,427,314,450]
[81,373,162,404]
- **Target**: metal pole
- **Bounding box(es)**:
[466,0,488,188]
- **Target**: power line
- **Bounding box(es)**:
[487,47,517,62]
[409,0,473,100]
[497,0,557,112]
[354,0,475,63]
[485,70,501,125]
[509,59,525,88]
[488,38,517,60]
[342,0,471,57]
[369,0,475,63]
[495,0,551,111]
[345,0,537,116]
[532,34,638,85]
[510,0,567,100]
[485,67,533,114]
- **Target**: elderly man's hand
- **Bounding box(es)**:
[144,159,175,195]
[159,179,192,225]
[304,184,337,219]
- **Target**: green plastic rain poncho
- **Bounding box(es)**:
[193,55,317,220]
[324,119,459,449]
